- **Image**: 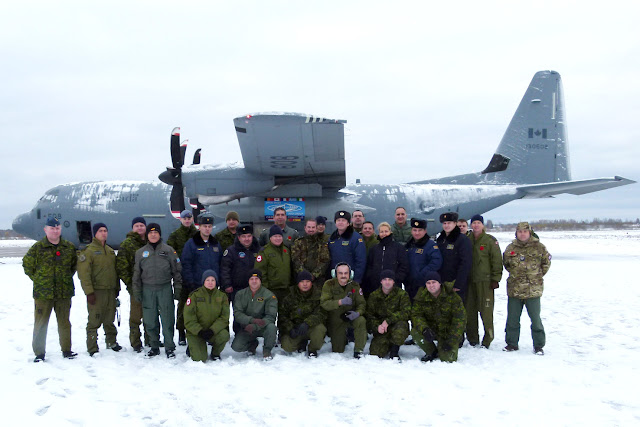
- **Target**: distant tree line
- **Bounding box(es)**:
[0,229,31,240]
[490,218,640,231]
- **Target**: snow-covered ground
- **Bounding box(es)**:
[2,230,639,425]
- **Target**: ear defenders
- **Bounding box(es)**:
[331,262,354,280]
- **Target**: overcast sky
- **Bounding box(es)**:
[2,1,638,229]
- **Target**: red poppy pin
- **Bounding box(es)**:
[56,251,61,256]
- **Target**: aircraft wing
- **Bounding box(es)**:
[516,176,636,198]
[233,113,347,190]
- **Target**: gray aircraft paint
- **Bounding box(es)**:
[13,70,635,246]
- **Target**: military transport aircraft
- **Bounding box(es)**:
[12,70,635,248]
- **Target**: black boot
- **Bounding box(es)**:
[62,351,77,359]
[178,330,187,346]
[389,345,401,361]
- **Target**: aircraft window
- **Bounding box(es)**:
[40,194,58,203]
[77,221,93,244]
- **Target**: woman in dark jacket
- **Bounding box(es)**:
[362,222,409,298]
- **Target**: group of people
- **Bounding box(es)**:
[23,205,551,364]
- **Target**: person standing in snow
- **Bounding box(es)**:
[502,222,551,355]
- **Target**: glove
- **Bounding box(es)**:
[198,329,214,341]
[491,281,500,289]
[87,293,97,305]
[296,322,309,337]
[244,324,256,334]
[345,311,360,321]
[339,294,353,306]
[422,327,436,342]
[251,318,266,327]
[225,287,233,294]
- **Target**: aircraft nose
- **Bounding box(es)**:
[12,212,32,237]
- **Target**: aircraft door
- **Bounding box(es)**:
[77,221,93,244]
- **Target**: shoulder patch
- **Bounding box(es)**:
[256,255,263,263]
[433,245,438,250]
[142,251,149,258]
[78,254,86,262]
[223,249,229,257]
[358,238,363,243]
[186,297,191,306]
[272,295,277,299]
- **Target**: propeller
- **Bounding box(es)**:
[158,127,186,218]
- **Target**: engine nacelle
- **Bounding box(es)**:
[181,164,275,204]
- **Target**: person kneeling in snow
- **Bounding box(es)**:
[411,271,466,362]
[231,269,278,360]
[184,270,230,362]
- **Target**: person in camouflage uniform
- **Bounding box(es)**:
[166,210,198,258]
[184,269,230,362]
[23,217,78,362]
[466,214,502,348]
[254,225,293,306]
[214,211,240,251]
[167,209,199,346]
[291,219,330,289]
[365,270,410,360]
[502,222,551,355]
[116,216,148,352]
[360,221,379,256]
[315,216,330,243]
[77,223,122,356]
[231,269,278,360]
[411,271,466,362]
[351,210,365,235]
[320,263,367,358]
[390,207,411,244]
[279,271,327,357]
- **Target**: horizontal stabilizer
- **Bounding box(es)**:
[516,176,635,198]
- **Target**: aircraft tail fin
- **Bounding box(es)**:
[411,70,570,185]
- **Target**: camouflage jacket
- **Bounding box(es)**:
[254,242,292,291]
[183,286,230,336]
[365,286,411,332]
[215,227,237,251]
[116,231,146,292]
[411,287,466,349]
[320,278,366,316]
[279,286,327,335]
[469,230,503,285]
[166,224,198,257]
[291,233,330,282]
[77,239,119,295]
[23,237,77,300]
[503,236,551,299]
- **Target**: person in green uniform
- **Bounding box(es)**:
[390,207,411,244]
[183,270,230,362]
[132,223,182,358]
[360,221,379,255]
[320,262,367,358]
[279,271,327,357]
[23,217,78,362]
[254,225,292,308]
[77,223,122,356]
[466,214,502,348]
[167,209,198,346]
[116,216,148,352]
[231,269,278,360]
[502,222,551,355]
[291,219,331,290]
[214,211,240,251]
[411,271,466,363]
[366,270,411,360]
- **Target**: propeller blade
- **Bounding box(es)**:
[170,127,181,169]
[170,185,186,218]
[180,140,188,166]
[193,148,201,165]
